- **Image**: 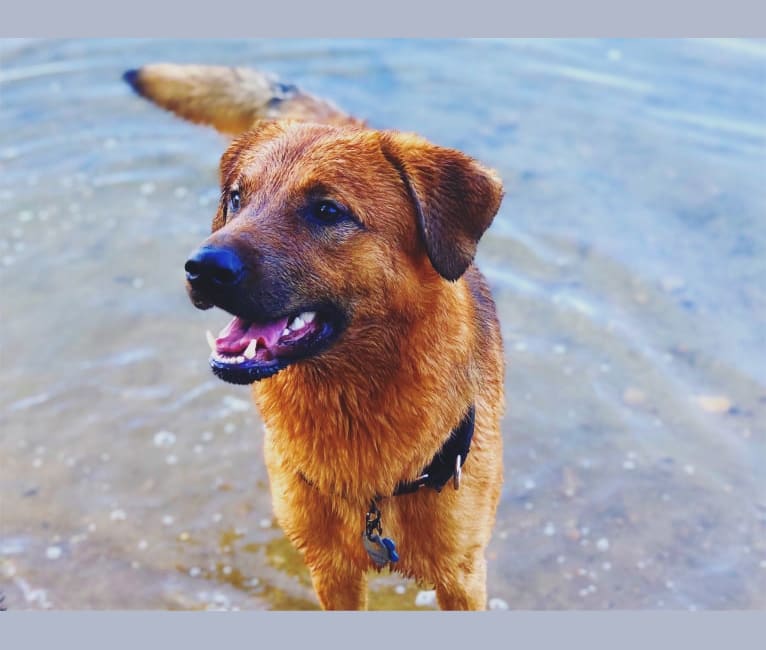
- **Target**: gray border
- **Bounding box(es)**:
[0,0,765,36]
[1,612,766,649]
[2,0,766,645]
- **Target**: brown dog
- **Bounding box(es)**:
[125,64,505,610]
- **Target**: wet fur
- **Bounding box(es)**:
[125,65,505,610]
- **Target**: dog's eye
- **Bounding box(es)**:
[228,190,241,214]
[305,200,347,225]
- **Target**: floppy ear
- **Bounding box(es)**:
[379,131,504,281]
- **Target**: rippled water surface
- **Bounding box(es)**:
[1,38,765,610]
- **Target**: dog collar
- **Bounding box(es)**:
[361,404,476,567]
[294,403,476,498]
[392,403,475,496]
[294,404,476,568]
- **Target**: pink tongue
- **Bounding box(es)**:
[215,316,289,355]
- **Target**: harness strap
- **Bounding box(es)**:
[392,404,475,496]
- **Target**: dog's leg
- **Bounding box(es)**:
[307,563,368,611]
[434,550,488,611]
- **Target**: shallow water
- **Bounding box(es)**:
[1,38,765,610]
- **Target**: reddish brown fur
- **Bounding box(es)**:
[127,65,505,610]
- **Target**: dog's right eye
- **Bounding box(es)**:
[228,190,241,215]
[304,200,349,226]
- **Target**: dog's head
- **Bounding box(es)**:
[186,121,503,384]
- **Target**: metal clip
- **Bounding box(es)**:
[453,454,462,490]
[365,500,382,538]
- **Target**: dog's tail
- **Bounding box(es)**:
[123,63,362,136]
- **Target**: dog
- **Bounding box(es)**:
[125,63,505,610]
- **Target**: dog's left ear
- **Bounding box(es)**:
[380,131,504,281]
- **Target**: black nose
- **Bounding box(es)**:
[185,246,245,288]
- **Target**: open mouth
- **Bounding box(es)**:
[204,308,341,384]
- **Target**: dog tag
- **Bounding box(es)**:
[362,531,399,567]
[363,499,399,567]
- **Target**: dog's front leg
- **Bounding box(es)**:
[434,550,488,611]
[306,559,368,610]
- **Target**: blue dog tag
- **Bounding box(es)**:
[362,531,399,567]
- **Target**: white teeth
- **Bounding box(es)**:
[206,330,216,352]
[243,340,258,360]
[213,352,247,365]
[282,328,290,336]
[301,311,316,324]
[290,316,305,331]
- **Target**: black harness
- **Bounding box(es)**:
[363,404,476,567]
[392,404,475,495]
[296,403,477,568]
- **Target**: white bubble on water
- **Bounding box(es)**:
[543,522,556,537]
[489,597,509,610]
[110,509,127,521]
[153,430,176,448]
[596,538,610,552]
[415,590,437,607]
[45,546,63,560]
